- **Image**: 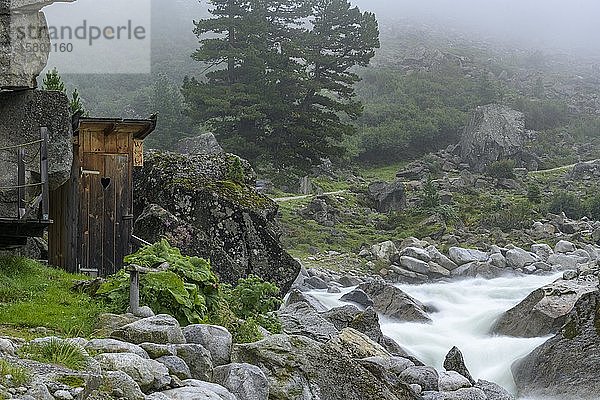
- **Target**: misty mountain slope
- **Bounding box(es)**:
[350,16,600,168]
[52,1,600,168]
[372,17,600,113]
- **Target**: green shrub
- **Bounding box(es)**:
[420,178,440,209]
[481,200,535,231]
[57,375,86,388]
[512,97,570,130]
[586,196,600,221]
[435,204,459,224]
[222,275,282,334]
[97,239,220,325]
[232,318,263,344]
[18,339,89,370]
[354,66,506,163]
[547,191,585,219]
[0,360,30,386]
[97,241,282,342]
[486,159,516,180]
[228,156,246,185]
[527,184,542,204]
[572,117,600,139]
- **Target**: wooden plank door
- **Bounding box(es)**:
[79,153,130,276]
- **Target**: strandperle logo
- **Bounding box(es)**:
[34,0,151,74]
[15,20,147,46]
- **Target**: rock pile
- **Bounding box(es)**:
[359,238,600,283]
[0,314,264,400]
[0,308,516,400]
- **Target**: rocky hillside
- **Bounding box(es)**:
[375,18,600,116]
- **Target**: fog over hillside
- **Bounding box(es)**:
[42,0,600,67]
[353,0,600,56]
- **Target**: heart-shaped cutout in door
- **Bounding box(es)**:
[101,177,111,189]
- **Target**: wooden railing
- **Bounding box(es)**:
[0,127,50,221]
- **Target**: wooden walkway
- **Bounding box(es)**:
[0,128,51,250]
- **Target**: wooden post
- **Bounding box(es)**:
[128,268,140,315]
[40,127,49,221]
[17,147,25,219]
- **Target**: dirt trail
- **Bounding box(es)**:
[530,159,598,175]
[272,190,347,203]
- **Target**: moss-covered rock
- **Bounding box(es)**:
[133,151,300,294]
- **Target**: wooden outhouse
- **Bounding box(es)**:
[49,117,156,276]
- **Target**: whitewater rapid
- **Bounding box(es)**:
[309,273,563,399]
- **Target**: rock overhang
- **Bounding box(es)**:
[0,0,75,89]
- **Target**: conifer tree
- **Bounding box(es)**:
[42,68,66,92]
[183,0,380,174]
[43,67,87,115]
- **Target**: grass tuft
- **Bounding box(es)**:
[18,338,89,370]
[0,359,30,386]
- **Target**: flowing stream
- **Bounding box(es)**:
[309,273,563,399]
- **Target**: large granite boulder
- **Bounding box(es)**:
[356,282,432,323]
[322,305,384,344]
[277,301,339,342]
[399,366,439,391]
[460,104,535,172]
[513,290,600,399]
[174,343,214,381]
[110,315,186,345]
[328,328,391,360]
[100,371,146,400]
[212,363,269,400]
[1,0,75,88]
[133,151,300,294]
[0,90,72,217]
[175,133,223,155]
[85,338,149,359]
[183,324,232,367]
[232,334,418,400]
[448,247,489,266]
[95,352,171,393]
[443,347,475,385]
[156,355,192,380]
[160,381,236,400]
[368,180,406,213]
[492,278,598,337]
[475,380,515,400]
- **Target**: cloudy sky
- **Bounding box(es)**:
[42,0,600,59]
[353,0,600,55]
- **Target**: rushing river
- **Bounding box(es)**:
[309,273,563,399]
